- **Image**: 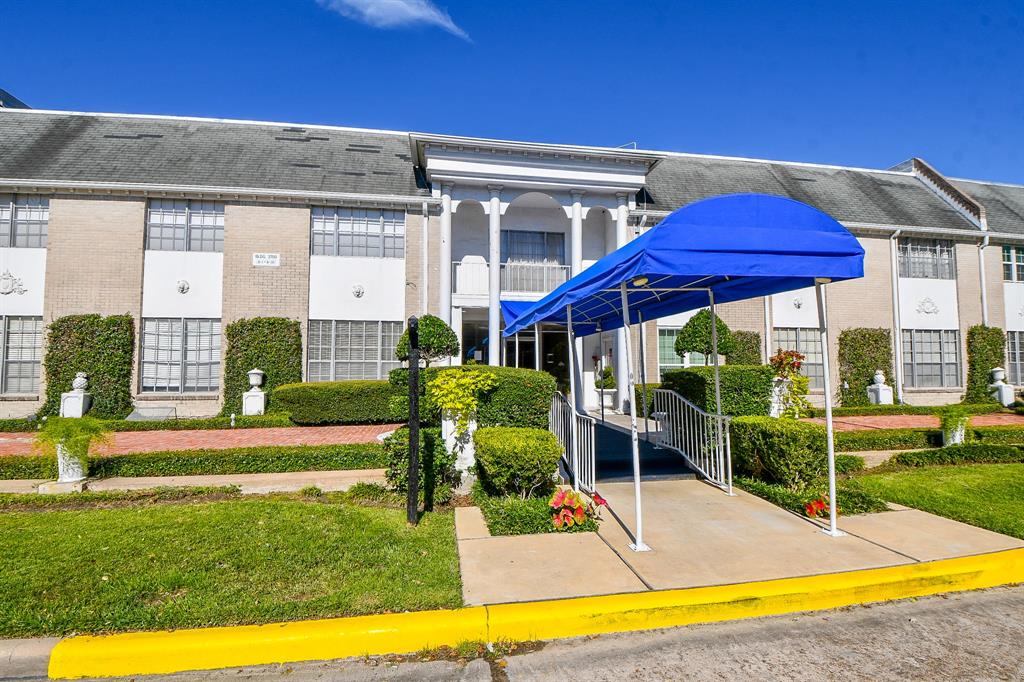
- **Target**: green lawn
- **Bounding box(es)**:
[856,464,1024,540]
[0,498,461,638]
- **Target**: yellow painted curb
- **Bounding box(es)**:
[488,547,1024,642]
[48,548,1024,679]
[48,607,488,680]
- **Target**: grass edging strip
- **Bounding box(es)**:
[48,547,1024,679]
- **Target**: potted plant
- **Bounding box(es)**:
[594,365,617,409]
[939,405,970,446]
[34,416,110,485]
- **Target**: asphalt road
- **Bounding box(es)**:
[12,586,1024,682]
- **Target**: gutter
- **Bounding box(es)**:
[0,178,439,207]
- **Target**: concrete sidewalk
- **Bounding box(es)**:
[455,478,1024,604]
[0,469,387,495]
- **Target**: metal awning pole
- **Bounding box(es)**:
[620,282,650,552]
[566,305,580,492]
[708,291,726,484]
[638,311,650,443]
[599,325,606,423]
[534,323,541,371]
[515,332,520,368]
[816,280,843,537]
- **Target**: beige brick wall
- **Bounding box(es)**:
[221,203,311,325]
[221,203,311,390]
[41,196,146,402]
[405,207,441,320]
[983,242,1005,329]
[822,235,895,396]
[44,197,145,321]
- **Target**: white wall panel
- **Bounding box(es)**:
[1004,283,1024,331]
[0,247,45,316]
[309,256,405,321]
[142,251,223,318]
[771,287,821,328]
[898,278,959,330]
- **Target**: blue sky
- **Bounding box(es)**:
[3,0,1024,183]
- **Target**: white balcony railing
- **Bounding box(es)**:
[452,260,570,295]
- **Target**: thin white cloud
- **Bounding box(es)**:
[317,0,470,41]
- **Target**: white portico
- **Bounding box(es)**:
[413,134,661,410]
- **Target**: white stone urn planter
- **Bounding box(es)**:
[442,413,477,491]
[596,388,617,410]
[56,447,87,484]
[770,377,790,418]
[243,369,267,416]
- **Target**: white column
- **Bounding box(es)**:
[889,232,905,403]
[570,190,585,275]
[438,183,454,325]
[534,323,542,370]
[614,193,630,411]
[487,185,502,366]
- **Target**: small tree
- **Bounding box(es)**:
[674,309,736,361]
[396,314,459,366]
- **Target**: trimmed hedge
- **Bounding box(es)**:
[0,444,385,480]
[473,488,598,535]
[634,383,661,418]
[835,428,936,452]
[837,328,893,407]
[835,453,866,474]
[731,416,827,491]
[390,365,556,429]
[891,444,1024,467]
[274,380,406,425]
[42,314,135,418]
[727,331,762,366]
[964,325,1006,403]
[383,427,458,507]
[221,318,303,416]
[735,477,888,516]
[0,414,295,434]
[474,427,562,498]
[662,365,774,416]
[807,403,1004,418]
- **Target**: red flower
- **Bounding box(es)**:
[592,493,607,507]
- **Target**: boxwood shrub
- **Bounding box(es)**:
[383,427,457,507]
[274,380,407,424]
[662,365,774,416]
[633,383,661,418]
[891,443,1024,467]
[221,317,303,416]
[731,416,827,491]
[834,428,937,451]
[474,426,562,498]
[837,327,893,407]
[42,314,135,418]
[0,443,386,481]
[390,365,556,429]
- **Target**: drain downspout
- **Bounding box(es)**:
[890,230,905,404]
[421,201,429,315]
[979,233,990,327]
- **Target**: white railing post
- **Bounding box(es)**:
[566,305,580,491]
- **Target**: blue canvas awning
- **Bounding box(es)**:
[502,193,865,337]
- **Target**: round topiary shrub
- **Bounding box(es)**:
[674,309,735,360]
[395,314,459,367]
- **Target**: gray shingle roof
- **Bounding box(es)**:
[952,179,1024,236]
[0,110,427,198]
[644,155,975,231]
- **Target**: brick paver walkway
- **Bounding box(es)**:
[802,413,1024,431]
[0,424,400,456]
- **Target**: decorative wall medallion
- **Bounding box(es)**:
[792,297,803,309]
[0,270,26,296]
[176,280,190,294]
[916,297,940,315]
[352,284,365,299]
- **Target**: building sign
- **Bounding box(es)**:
[252,253,281,267]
